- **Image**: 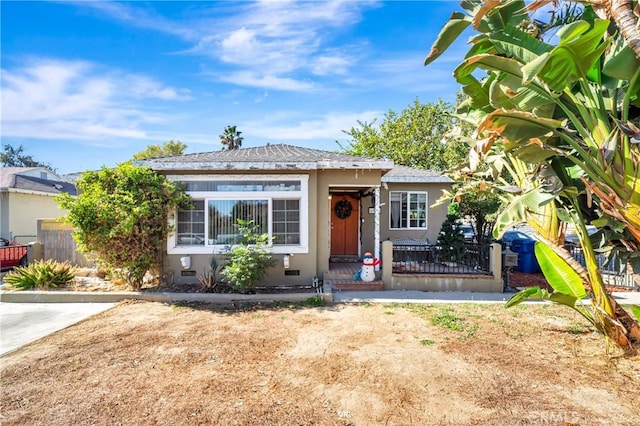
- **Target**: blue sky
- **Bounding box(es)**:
[1,1,469,175]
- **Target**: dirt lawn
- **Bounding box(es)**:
[2,300,639,425]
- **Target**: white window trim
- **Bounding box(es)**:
[167,174,309,255]
[389,190,429,230]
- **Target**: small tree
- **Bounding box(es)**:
[458,193,502,244]
[1,144,55,171]
[221,220,276,292]
[436,203,466,264]
[56,163,189,289]
[132,140,187,160]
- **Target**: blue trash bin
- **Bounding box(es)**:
[510,238,540,273]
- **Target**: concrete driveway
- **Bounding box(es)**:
[0,302,116,356]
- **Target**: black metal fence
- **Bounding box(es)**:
[391,242,492,275]
[565,244,639,290]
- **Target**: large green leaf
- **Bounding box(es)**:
[505,286,596,327]
[534,242,587,299]
[481,0,528,32]
[489,74,554,112]
[457,54,523,80]
[521,20,612,92]
[510,143,557,164]
[478,109,563,146]
[425,12,471,66]
[494,188,555,236]
[505,286,543,307]
[603,37,640,81]
[457,72,494,112]
[632,305,640,322]
[490,24,553,63]
[506,286,578,308]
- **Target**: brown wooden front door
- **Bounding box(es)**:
[330,194,359,256]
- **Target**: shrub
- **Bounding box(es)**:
[4,260,76,290]
[197,256,229,293]
[221,220,276,292]
[56,163,189,289]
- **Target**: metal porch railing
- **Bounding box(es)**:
[390,241,492,275]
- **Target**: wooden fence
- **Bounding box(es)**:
[37,219,95,268]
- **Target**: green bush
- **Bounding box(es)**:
[3,259,77,290]
[221,220,276,292]
[56,163,189,289]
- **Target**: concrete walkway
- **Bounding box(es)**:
[0,302,116,356]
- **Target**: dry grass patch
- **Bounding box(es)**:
[1,301,639,425]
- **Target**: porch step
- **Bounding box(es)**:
[326,279,385,292]
[324,269,359,281]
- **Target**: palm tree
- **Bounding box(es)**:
[219,126,243,151]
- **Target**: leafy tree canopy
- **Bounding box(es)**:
[1,144,56,172]
[132,140,187,160]
[340,98,501,238]
[56,163,189,289]
[339,99,467,171]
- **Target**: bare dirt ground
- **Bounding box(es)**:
[1,300,639,426]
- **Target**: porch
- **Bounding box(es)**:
[323,241,504,293]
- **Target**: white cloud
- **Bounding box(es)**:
[246,110,382,141]
[1,58,191,142]
[126,76,192,101]
[71,1,196,40]
[208,0,376,80]
[217,71,315,92]
[311,53,352,76]
[74,0,380,91]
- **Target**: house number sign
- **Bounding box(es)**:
[334,200,353,219]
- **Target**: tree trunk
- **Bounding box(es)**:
[608,295,640,354]
[599,0,640,60]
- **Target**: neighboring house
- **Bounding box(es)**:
[0,167,76,244]
[137,144,452,286]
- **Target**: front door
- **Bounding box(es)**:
[330,194,359,256]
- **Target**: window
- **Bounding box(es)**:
[272,199,300,245]
[208,199,268,244]
[389,191,428,229]
[176,200,205,246]
[168,175,308,254]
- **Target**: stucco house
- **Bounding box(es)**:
[0,167,76,244]
[138,144,453,287]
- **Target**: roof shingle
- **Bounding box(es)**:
[0,168,77,195]
[137,144,394,171]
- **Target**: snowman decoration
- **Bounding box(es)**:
[359,251,381,282]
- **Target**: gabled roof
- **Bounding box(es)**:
[136,144,394,172]
[382,165,453,183]
[0,167,77,195]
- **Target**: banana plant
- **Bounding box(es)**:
[426,0,640,352]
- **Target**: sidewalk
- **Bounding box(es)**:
[333,290,640,305]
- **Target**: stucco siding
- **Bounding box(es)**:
[379,182,452,244]
[5,192,68,243]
